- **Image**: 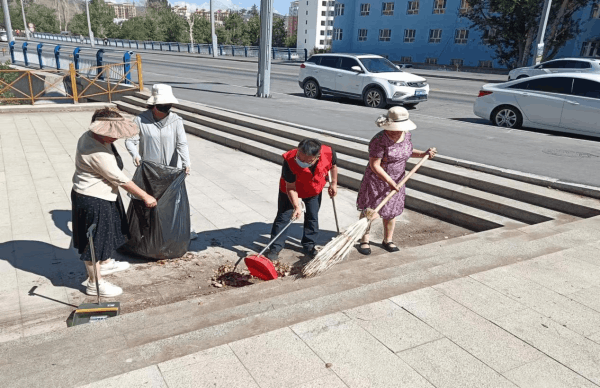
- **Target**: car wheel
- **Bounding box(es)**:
[516,75,529,80]
[492,106,523,129]
[364,88,387,109]
[403,103,418,109]
[303,80,321,99]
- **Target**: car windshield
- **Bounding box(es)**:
[359,58,401,73]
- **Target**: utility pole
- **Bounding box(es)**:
[533,0,552,65]
[19,0,30,39]
[85,0,95,48]
[1,0,14,42]
[257,0,274,97]
[210,0,217,57]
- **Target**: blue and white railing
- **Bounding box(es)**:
[9,41,133,84]
[31,32,308,62]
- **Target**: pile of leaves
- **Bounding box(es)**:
[210,260,302,288]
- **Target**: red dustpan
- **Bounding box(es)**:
[235,204,304,281]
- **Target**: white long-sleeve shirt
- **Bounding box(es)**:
[126,110,191,169]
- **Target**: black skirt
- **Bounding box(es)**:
[71,190,130,262]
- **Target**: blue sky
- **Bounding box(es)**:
[169,0,291,16]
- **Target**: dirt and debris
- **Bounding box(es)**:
[208,259,302,288]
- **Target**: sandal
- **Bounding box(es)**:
[357,242,371,255]
[382,240,400,253]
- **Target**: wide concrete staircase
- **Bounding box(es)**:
[1,213,600,387]
[4,93,597,387]
[115,93,600,232]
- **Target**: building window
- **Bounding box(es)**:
[454,29,469,44]
[358,29,368,41]
[321,30,325,35]
[329,1,335,5]
[328,20,334,25]
[592,4,600,18]
[451,58,464,67]
[333,28,343,40]
[360,3,371,15]
[305,29,308,34]
[401,56,412,63]
[379,29,391,41]
[320,40,325,44]
[327,30,333,36]
[407,0,419,14]
[322,1,326,5]
[478,60,493,68]
[307,10,309,15]
[321,21,326,25]
[404,29,416,43]
[459,0,470,14]
[382,2,394,15]
[429,29,442,43]
[581,41,600,57]
[329,10,335,15]
[305,39,307,43]
[306,20,308,24]
[433,0,446,14]
[482,27,496,43]
[334,3,345,15]
[425,57,438,64]
[322,11,326,15]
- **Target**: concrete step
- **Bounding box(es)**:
[118,100,523,231]
[123,94,600,219]
[2,218,599,387]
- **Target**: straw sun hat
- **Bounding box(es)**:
[89,117,139,139]
[375,106,417,132]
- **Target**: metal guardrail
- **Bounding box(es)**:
[31,32,309,62]
[1,54,144,105]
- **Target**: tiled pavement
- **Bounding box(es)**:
[3,112,600,387]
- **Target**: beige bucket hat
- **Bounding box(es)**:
[375,106,417,131]
[89,117,139,139]
[146,84,179,105]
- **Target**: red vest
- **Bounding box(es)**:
[279,145,333,198]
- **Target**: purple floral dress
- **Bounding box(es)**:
[357,131,413,219]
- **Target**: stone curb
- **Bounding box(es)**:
[0,102,115,113]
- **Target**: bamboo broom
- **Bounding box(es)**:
[302,154,431,278]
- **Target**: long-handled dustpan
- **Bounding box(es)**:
[69,224,121,327]
[235,202,306,281]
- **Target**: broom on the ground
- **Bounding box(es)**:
[302,154,431,278]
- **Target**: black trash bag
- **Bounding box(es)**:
[124,160,190,259]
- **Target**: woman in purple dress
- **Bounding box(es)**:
[356,107,436,255]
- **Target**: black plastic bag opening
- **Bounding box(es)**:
[124,160,190,259]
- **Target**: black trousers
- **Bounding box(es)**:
[270,191,322,253]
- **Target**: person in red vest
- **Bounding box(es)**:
[267,139,338,260]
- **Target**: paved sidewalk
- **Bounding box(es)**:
[81,245,600,388]
[0,111,465,343]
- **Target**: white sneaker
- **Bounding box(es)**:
[100,260,131,275]
[86,280,123,297]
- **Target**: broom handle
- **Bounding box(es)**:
[328,171,340,233]
[373,154,430,214]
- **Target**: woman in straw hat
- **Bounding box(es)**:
[72,108,157,297]
[356,106,436,255]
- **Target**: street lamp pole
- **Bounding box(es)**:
[257,0,274,97]
[210,0,218,57]
[533,0,552,65]
[19,0,30,39]
[1,0,14,42]
[85,0,95,48]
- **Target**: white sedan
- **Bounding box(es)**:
[507,58,600,81]
[473,73,600,137]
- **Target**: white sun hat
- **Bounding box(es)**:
[375,106,417,131]
[146,84,179,105]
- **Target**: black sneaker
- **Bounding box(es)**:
[304,247,318,259]
[265,250,280,261]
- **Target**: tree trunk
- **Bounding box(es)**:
[520,27,536,67]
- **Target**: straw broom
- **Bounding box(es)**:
[302,154,431,278]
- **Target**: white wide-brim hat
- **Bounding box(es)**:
[146,84,179,105]
[375,106,417,131]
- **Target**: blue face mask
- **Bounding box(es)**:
[295,156,316,169]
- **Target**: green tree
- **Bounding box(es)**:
[192,16,211,43]
[223,13,248,45]
[249,4,259,16]
[272,17,286,47]
[70,0,117,38]
[245,15,260,46]
[118,16,155,41]
[465,0,592,68]
[285,34,297,48]
[151,7,186,42]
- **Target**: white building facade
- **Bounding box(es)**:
[297,0,336,53]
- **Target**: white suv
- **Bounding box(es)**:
[298,54,429,108]
[508,58,600,81]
